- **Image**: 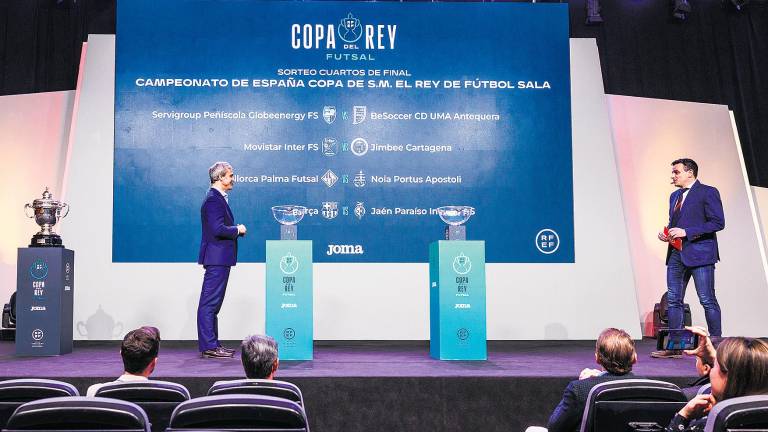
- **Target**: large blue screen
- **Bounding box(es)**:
[114,0,574,263]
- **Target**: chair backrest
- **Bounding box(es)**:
[580,379,688,432]
[208,379,304,406]
[0,379,79,428]
[698,383,713,395]
[95,381,190,432]
[167,394,308,432]
[704,395,768,432]
[4,396,150,431]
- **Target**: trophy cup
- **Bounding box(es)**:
[271,205,307,240]
[24,187,70,247]
[437,206,475,241]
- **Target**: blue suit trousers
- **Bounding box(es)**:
[197,265,231,351]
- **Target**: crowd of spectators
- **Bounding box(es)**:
[527,326,768,432]
[86,327,284,397]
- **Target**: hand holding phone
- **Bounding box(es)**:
[657,328,699,350]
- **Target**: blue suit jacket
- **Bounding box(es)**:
[666,181,725,267]
[547,372,635,432]
[198,188,239,266]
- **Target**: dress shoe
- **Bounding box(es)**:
[650,349,683,359]
[218,346,236,354]
[202,347,234,358]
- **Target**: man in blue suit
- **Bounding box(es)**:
[197,161,246,358]
[653,158,724,358]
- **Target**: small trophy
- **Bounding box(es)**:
[24,187,70,247]
[437,206,475,241]
[271,205,307,240]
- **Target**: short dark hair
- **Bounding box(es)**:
[595,328,636,375]
[121,326,160,374]
[241,335,278,379]
[717,337,768,400]
[672,158,698,177]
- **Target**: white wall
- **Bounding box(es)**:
[55,36,641,340]
[753,187,768,254]
[0,90,74,309]
[608,95,768,337]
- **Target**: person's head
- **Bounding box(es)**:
[671,158,698,188]
[594,328,636,375]
[121,326,161,376]
[209,161,234,191]
[695,356,712,377]
[241,335,279,379]
[710,337,768,401]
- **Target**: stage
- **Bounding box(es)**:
[0,339,697,431]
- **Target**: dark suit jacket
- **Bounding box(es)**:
[666,180,725,267]
[547,372,635,432]
[198,188,239,266]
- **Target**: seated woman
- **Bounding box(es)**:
[667,327,768,431]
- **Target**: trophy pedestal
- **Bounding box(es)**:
[444,225,466,241]
[16,247,74,356]
[429,240,486,360]
[29,233,63,248]
[265,240,313,360]
[280,225,297,241]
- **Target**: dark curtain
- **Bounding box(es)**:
[1,0,767,185]
[570,0,768,187]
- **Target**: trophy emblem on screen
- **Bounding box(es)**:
[271,205,307,240]
[437,206,475,241]
[24,187,69,247]
[338,13,363,44]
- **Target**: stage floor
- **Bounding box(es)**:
[0,339,700,432]
[0,339,698,378]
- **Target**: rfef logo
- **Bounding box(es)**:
[535,229,560,254]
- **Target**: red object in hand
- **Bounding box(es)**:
[664,226,682,251]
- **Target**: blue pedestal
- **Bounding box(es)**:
[429,241,486,360]
[16,248,74,356]
[265,240,313,360]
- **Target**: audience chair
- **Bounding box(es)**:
[4,396,150,431]
[579,379,688,432]
[0,378,79,428]
[697,383,712,395]
[167,394,309,431]
[94,380,190,432]
[207,379,304,406]
[704,395,768,432]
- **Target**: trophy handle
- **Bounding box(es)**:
[76,321,88,337]
[24,203,34,218]
[58,203,70,218]
[113,322,124,338]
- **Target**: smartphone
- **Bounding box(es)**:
[657,328,699,350]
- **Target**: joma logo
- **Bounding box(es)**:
[327,244,364,256]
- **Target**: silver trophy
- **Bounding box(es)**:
[24,187,69,247]
[437,206,475,241]
[271,205,307,240]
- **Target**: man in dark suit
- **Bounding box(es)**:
[197,161,246,358]
[544,328,638,432]
[653,158,725,358]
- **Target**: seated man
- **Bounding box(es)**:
[240,334,279,379]
[682,350,712,400]
[532,328,638,432]
[86,326,160,397]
